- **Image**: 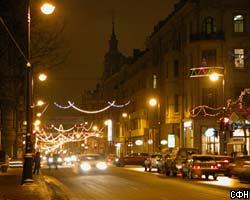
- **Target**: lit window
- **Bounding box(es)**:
[153,74,157,89]
[234,15,244,32]
[234,49,244,68]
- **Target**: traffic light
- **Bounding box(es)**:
[219,117,230,131]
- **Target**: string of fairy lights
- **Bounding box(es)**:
[54,100,130,114]
[34,100,131,152]
[36,123,104,152]
[190,88,250,118]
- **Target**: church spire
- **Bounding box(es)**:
[109,11,118,52]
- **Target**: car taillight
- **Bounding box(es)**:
[211,165,218,169]
[192,165,200,169]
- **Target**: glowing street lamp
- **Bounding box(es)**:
[36,113,42,117]
[38,73,47,82]
[41,3,55,15]
[22,1,55,184]
[149,98,157,107]
[122,112,128,118]
[209,72,219,82]
[36,100,45,106]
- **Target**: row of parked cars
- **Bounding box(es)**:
[115,148,250,182]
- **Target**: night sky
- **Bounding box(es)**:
[40,0,178,117]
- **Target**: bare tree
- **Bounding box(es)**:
[30,1,69,72]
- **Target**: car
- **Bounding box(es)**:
[47,154,63,168]
[182,154,219,180]
[160,148,199,176]
[72,154,108,174]
[116,153,149,167]
[228,155,250,178]
[213,155,232,177]
[144,154,163,172]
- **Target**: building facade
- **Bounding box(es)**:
[0,1,26,158]
[99,0,250,156]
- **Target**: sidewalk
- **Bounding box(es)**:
[0,168,50,200]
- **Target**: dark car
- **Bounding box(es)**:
[214,155,232,177]
[159,148,199,176]
[182,154,219,180]
[116,153,148,167]
[228,155,250,178]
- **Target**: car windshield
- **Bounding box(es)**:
[151,155,162,158]
[214,156,231,162]
[81,155,102,161]
[193,156,214,162]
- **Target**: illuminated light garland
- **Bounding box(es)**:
[226,88,250,109]
[189,66,224,78]
[54,102,73,109]
[108,100,130,108]
[190,88,250,118]
[54,100,130,114]
[190,105,225,118]
[68,101,115,114]
[53,124,75,133]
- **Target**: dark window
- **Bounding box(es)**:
[174,95,179,112]
[234,15,244,33]
[202,88,217,107]
[201,49,217,66]
[174,60,179,77]
[202,17,216,34]
[131,119,140,130]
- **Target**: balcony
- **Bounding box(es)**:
[190,32,225,42]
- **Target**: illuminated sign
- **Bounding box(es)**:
[168,134,175,148]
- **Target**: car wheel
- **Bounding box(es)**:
[205,174,209,180]
[213,175,217,181]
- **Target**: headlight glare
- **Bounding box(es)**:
[80,162,91,171]
[96,162,107,170]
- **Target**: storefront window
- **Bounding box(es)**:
[202,127,220,154]
[184,121,193,148]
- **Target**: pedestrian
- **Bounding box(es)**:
[33,152,41,175]
[53,153,59,170]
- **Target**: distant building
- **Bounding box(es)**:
[99,0,250,156]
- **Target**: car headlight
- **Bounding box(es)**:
[57,157,63,163]
[96,162,107,170]
[48,157,53,163]
[80,162,91,171]
[71,155,77,162]
[176,164,183,169]
[115,158,119,162]
[64,157,71,162]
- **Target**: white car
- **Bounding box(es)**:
[73,154,108,174]
[145,154,163,172]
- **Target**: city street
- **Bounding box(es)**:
[42,166,245,200]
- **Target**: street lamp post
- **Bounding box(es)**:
[209,72,226,154]
[22,1,55,184]
[148,97,161,152]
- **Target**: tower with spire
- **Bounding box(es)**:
[103,14,126,80]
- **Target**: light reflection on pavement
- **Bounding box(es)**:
[123,165,250,189]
